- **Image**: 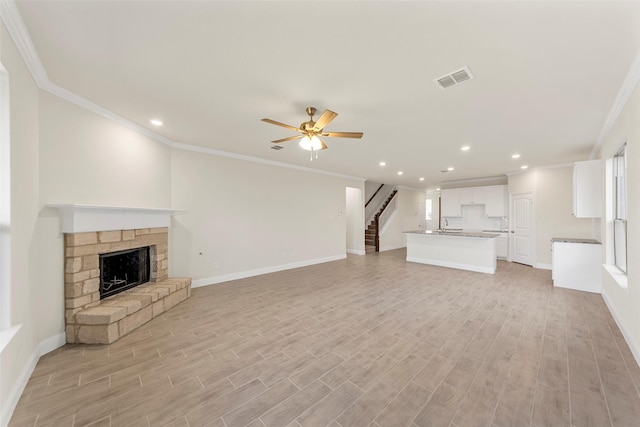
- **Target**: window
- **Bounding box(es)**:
[426,199,433,221]
[613,144,627,273]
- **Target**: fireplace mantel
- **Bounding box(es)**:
[49,204,181,233]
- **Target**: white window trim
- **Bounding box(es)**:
[604,151,628,290]
[0,63,11,331]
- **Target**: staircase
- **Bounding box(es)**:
[364,223,377,253]
[365,189,397,253]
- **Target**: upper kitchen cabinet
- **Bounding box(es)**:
[485,185,508,217]
[573,159,602,218]
[441,189,462,217]
[459,187,486,205]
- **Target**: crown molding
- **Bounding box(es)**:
[171,140,364,181]
[590,48,640,159]
[440,175,507,186]
[0,0,48,86]
[0,0,365,183]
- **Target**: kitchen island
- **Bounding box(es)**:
[405,230,499,274]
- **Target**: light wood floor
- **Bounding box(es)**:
[9,249,640,427]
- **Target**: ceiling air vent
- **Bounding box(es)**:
[270,145,284,150]
[434,66,474,89]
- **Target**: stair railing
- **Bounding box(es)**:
[365,184,385,208]
[374,189,398,252]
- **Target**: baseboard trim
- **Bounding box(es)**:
[536,263,552,270]
[601,288,640,369]
[346,249,366,255]
[2,331,65,427]
[191,254,347,288]
[379,244,406,252]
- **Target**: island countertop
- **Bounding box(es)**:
[551,237,601,244]
[404,230,499,238]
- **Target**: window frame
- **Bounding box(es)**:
[612,144,627,274]
[0,63,10,331]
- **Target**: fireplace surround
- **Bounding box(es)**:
[53,204,191,344]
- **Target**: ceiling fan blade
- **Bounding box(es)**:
[271,135,301,143]
[321,131,364,139]
[261,118,301,133]
[313,109,338,130]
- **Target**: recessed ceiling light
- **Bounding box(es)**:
[512,154,520,159]
[436,187,441,191]
[419,177,425,181]
[379,161,386,166]
[521,165,528,169]
[461,146,470,151]
[397,171,403,175]
[150,119,163,126]
[447,167,455,171]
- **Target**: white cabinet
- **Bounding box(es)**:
[442,185,508,218]
[460,187,486,205]
[552,240,602,293]
[485,186,508,217]
[573,160,602,218]
[496,233,508,259]
[441,189,462,217]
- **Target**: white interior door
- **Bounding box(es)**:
[511,193,534,266]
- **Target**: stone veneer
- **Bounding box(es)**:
[64,227,190,344]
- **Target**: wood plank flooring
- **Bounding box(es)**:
[9,249,640,426]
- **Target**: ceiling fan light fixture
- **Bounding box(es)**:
[299,135,323,151]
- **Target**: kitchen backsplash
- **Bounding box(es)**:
[443,204,508,231]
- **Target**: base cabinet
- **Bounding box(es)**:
[496,233,508,259]
[552,241,602,293]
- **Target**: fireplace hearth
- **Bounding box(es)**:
[100,246,150,299]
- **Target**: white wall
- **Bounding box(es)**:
[169,148,360,285]
[38,92,172,208]
[508,166,593,266]
[535,166,594,264]
[364,180,382,201]
[379,188,426,251]
[346,187,365,255]
[598,81,640,365]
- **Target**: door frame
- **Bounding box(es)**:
[509,192,536,266]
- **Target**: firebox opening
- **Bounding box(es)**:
[99,246,150,299]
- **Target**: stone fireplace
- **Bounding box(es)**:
[53,205,191,344]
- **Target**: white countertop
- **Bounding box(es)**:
[404,230,499,238]
[551,237,601,244]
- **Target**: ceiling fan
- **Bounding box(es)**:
[261,107,363,159]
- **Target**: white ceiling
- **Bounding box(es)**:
[13,0,640,188]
